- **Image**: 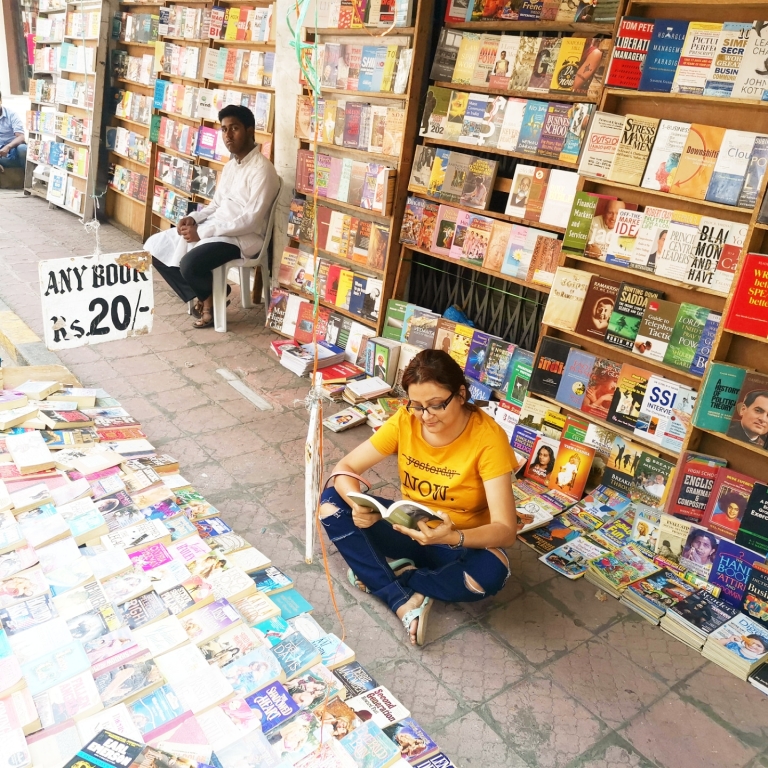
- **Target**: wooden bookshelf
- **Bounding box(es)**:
[281,0,434,336]
[393,8,625,331]
[25,0,109,219]
[537,0,768,480]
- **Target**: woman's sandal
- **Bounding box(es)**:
[347,558,415,594]
[401,595,432,646]
[192,308,214,329]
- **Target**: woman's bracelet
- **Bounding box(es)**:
[449,529,464,549]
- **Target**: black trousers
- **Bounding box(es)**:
[152,241,240,303]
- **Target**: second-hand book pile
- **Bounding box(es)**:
[0,370,455,768]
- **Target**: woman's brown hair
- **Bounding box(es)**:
[401,349,477,411]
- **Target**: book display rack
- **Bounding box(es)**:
[25,0,109,219]
[105,0,277,239]
[272,0,433,337]
[537,0,768,480]
[393,3,622,342]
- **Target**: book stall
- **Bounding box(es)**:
[106,0,278,239]
[25,0,109,219]
[265,0,768,700]
[0,361,452,768]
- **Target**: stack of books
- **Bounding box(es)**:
[342,376,391,405]
[279,341,345,376]
[702,613,768,680]
[660,590,738,650]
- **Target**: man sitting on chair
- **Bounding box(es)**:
[145,104,280,329]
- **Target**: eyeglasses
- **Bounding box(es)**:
[405,391,457,416]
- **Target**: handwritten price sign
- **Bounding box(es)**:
[39,251,154,350]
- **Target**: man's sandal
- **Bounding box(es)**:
[192,309,214,329]
[401,595,432,646]
[347,558,415,594]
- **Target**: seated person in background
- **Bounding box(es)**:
[320,350,522,647]
[0,92,27,170]
[145,104,279,328]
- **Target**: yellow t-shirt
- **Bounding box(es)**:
[369,407,517,530]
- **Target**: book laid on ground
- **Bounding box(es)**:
[346,492,443,530]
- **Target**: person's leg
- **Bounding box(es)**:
[179,241,241,301]
[12,144,27,168]
[399,546,511,604]
[319,487,423,614]
[151,257,197,303]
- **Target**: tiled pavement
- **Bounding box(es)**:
[1,192,767,768]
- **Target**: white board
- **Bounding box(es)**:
[39,251,154,351]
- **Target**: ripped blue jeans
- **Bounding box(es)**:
[320,487,510,614]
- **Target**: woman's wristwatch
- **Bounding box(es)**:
[449,529,465,549]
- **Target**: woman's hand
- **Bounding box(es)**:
[393,511,456,546]
[351,503,381,529]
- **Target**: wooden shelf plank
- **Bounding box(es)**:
[405,243,552,294]
[444,20,614,34]
[552,326,703,383]
[603,88,767,109]
[304,138,401,167]
[695,426,768,459]
[206,78,274,91]
[112,115,151,131]
[564,253,730,300]
[110,149,151,169]
[422,136,580,170]
[287,237,386,276]
[407,186,566,234]
[725,328,768,345]
[108,184,147,205]
[583,177,755,216]
[309,26,415,36]
[435,80,599,104]
[316,87,407,101]
[532,392,682,459]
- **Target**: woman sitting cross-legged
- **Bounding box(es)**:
[320,349,521,646]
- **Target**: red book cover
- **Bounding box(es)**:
[293,302,317,344]
[700,467,757,541]
[605,17,655,90]
[315,206,333,250]
[295,150,316,196]
[724,253,768,338]
[320,361,366,383]
[325,264,343,304]
[666,454,722,523]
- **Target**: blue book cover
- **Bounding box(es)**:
[22,640,91,696]
[153,79,168,109]
[703,22,752,97]
[515,101,548,155]
[272,633,320,679]
[555,349,596,409]
[194,517,232,537]
[64,507,106,539]
[383,719,439,765]
[358,46,378,92]
[370,47,388,92]
[483,339,515,390]
[255,616,293,646]
[348,276,368,317]
[638,19,689,93]
[399,304,418,344]
[518,0,543,20]
[166,515,196,541]
[708,540,763,607]
[245,681,300,734]
[689,311,721,377]
[221,646,283,696]
[251,567,293,594]
[341,721,400,768]
[311,633,354,667]
[737,136,768,209]
[511,424,538,459]
[128,684,185,734]
[465,331,490,379]
[467,376,492,403]
[271,589,313,620]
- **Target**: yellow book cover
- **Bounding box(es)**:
[380,46,399,93]
[449,324,474,369]
[224,8,240,40]
[608,114,660,187]
[549,37,586,93]
[670,124,726,200]
[336,269,355,310]
[322,100,337,144]
[451,33,481,86]
[382,107,405,156]
[427,149,449,197]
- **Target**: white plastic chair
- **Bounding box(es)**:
[192,179,282,333]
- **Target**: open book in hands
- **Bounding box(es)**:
[347,492,445,530]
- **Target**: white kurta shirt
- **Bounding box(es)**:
[145,146,280,268]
